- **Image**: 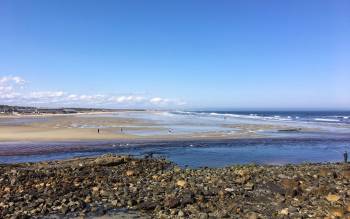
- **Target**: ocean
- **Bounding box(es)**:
[1,110,350,167]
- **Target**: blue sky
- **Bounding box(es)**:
[0,0,349,109]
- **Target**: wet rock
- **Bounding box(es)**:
[94,156,125,166]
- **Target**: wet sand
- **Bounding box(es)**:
[0,112,317,142]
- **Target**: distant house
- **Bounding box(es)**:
[38,108,63,114]
[36,108,77,114]
[15,107,37,114]
[0,105,14,114]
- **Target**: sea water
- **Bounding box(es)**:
[1,110,350,167]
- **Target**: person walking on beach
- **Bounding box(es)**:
[120,127,123,133]
[97,129,100,134]
[344,151,348,163]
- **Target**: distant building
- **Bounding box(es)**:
[63,109,78,114]
[38,108,63,114]
[15,107,37,114]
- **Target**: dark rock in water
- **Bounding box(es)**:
[93,155,126,166]
[278,128,302,132]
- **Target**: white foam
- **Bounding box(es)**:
[314,118,340,122]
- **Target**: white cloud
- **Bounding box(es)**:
[115,95,145,103]
[0,76,25,85]
[0,76,26,100]
[28,91,66,99]
[0,75,185,108]
[150,97,169,104]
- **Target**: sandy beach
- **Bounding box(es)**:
[0,111,323,142]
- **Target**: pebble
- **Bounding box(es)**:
[326,194,341,202]
[176,179,187,188]
[0,155,349,219]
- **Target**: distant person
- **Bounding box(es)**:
[97,129,100,134]
[121,127,123,133]
[344,151,348,163]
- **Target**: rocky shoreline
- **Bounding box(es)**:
[1,155,350,219]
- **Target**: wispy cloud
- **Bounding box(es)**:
[0,75,185,108]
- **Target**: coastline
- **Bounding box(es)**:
[0,111,326,142]
[1,154,349,218]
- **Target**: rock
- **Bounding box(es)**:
[60,204,68,214]
[346,202,350,212]
[235,169,249,177]
[246,212,258,219]
[99,189,109,197]
[218,190,226,199]
[1,154,350,219]
[280,208,289,215]
[280,178,298,190]
[178,210,184,217]
[329,207,344,217]
[84,195,92,203]
[244,182,254,191]
[224,188,234,192]
[127,199,136,206]
[174,166,182,173]
[111,200,118,206]
[126,170,135,176]
[181,193,194,206]
[319,167,330,177]
[94,156,125,166]
[176,179,187,188]
[266,182,285,195]
[199,213,208,219]
[342,170,350,180]
[288,206,298,213]
[326,194,341,202]
[164,197,180,208]
[4,187,11,192]
[139,202,156,210]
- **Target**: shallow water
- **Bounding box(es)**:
[1,138,350,168]
[80,110,350,138]
[1,111,350,167]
